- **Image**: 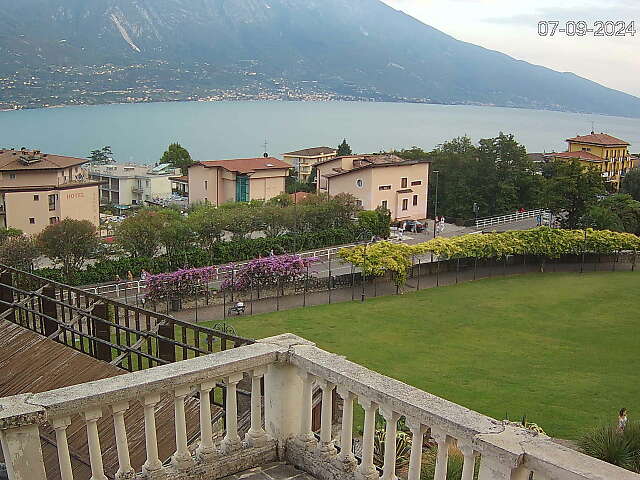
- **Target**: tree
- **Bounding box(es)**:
[161,143,194,174]
[621,167,640,201]
[0,235,40,271]
[582,194,640,234]
[337,139,352,156]
[0,227,23,244]
[88,146,114,165]
[358,207,391,239]
[187,205,226,253]
[542,159,605,228]
[38,219,100,280]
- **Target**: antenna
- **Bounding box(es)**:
[262,139,269,158]
[591,121,595,135]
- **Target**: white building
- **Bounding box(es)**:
[89,163,181,206]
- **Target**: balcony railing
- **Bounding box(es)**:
[0,333,636,480]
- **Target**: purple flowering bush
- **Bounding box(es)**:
[221,254,314,291]
[146,266,217,300]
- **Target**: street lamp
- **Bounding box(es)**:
[432,170,440,239]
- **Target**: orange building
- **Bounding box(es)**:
[0,148,102,234]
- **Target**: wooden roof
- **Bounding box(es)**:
[0,149,87,171]
[0,320,205,479]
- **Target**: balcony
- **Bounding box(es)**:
[0,333,635,480]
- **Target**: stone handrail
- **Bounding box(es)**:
[0,334,637,480]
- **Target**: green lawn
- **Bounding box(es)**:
[204,272,640,440]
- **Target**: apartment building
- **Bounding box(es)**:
[282,146,337,182]
[188,157,290,205]
[89,163,180,206]
[316,154,430,221]
[0,148,101,234]
[545,132,636,190]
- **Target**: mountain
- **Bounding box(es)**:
[1,0,639,116]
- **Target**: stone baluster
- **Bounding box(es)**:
[111,402,135,480]
[221,372,244,453]
[84,408,108,480]
[432,428,449,480]
[336,387,356,469]
[172,385,195,470]
[406,419,427,480]
[355,397,378,480]
[459,442,476,480]
[297,370,316,447]
[141,393,163,477]
[316,378,336,457]
[477,454,530,480]
[196,381,217,461]
[380,407,401,480]
[52,417,74,480]
[246,367,268,447]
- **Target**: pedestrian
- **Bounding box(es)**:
[127,270,134,282]
[269,249,274,256]
[140,269,148,281]
[115,274,121,282]
[618,408,628,432]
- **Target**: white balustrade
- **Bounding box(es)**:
[52,416,73,480]
[380,407,401,480]
[0,334,637,480]
[432,427,449,480]
[141,393,163,476]
[196,380,217,461]
[406,419,427,480]
[172,385,195,470]
[84,408,108,480]
[297,370,316,446]
[221,373,243,453]
[246,367,268,447]
[336,387,356,466]
[111,402,135,480]
[356,397,378,480]
[316,379,336,456]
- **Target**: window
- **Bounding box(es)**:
[49,217,59,225]
[413,194,418,206]
[411,180,422,186]
[402,199,408,211]
[33,194,39,201]
[381,200,388,210]
[378,185,391,191]
[356,179,364,188]
[401,178,408,188]
[29,218,35,224]
[9,174,15,180]
[48,194,57,211]
[355,199,363,207]
[204,180,208,191]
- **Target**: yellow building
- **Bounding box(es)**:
[282,147,337,182]
[545,132,635,190]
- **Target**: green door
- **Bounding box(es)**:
[236,175,249,202]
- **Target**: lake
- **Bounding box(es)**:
[0,101,639,162]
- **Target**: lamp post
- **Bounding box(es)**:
[432,170,440,239]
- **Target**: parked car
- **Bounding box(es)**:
[400,220,425,233]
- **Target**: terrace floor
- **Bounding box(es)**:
[223,462,316,480]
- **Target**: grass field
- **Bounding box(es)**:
[204,271,640,440]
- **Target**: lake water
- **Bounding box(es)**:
[0,101,639,162]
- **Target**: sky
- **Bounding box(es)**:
[381,0,640,97]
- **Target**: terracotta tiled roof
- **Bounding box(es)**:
[197,157,291,174]
[324,154,428,178]
[283,147,336,157]
[566,133,630,146]
[545,151,605,162]
[0,149,87,171]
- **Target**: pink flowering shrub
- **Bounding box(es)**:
[146,266,217,300]
[221,254,314,291]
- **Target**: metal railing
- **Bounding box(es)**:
[475,208,548,228]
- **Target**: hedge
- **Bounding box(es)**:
[34,227,360,286]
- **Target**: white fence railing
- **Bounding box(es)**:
[82,243,360,298]
[475,209,549,229]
